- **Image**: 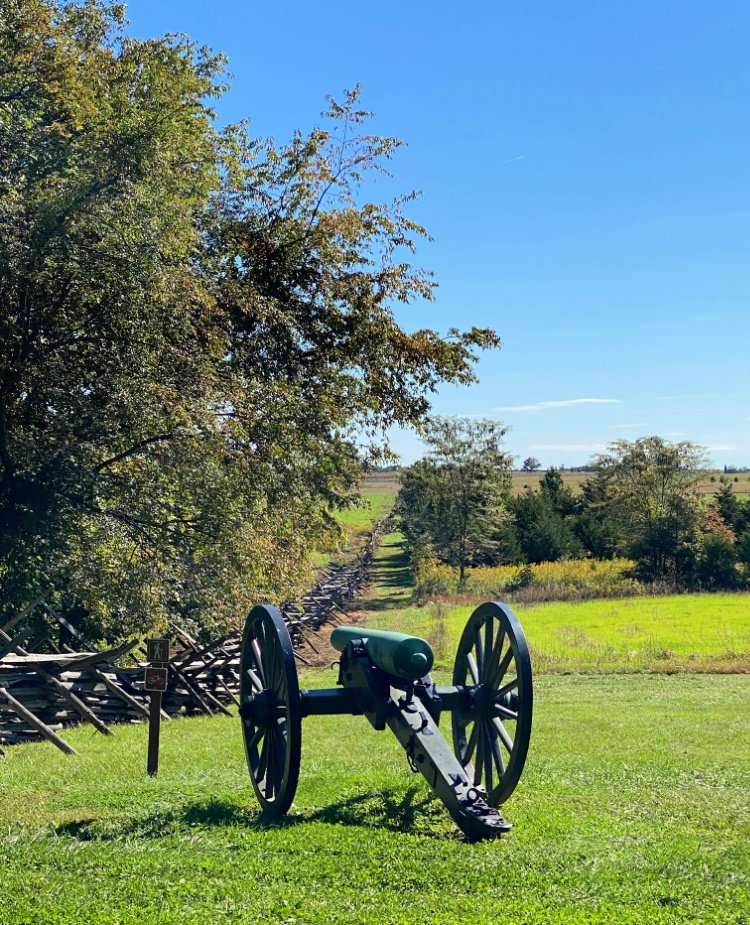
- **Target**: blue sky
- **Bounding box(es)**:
[125,1,749,468]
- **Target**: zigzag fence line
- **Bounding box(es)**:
[0,517,392,753]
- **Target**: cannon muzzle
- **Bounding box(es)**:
[331,626,434,681]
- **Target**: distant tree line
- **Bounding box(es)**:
[397,421,750,591]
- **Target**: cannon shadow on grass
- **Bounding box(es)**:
[54,787,451,842]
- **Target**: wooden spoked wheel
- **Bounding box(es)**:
[240,605,301,818]
[452,601,533,806]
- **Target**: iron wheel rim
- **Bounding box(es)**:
[452,600,533,806]
[240,604,301,818]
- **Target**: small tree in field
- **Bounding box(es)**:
[592,437,707,584]
[397,418,513,586]
[522,457,541,472]
[512,470,582,564]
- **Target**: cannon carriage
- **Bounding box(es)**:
[239,601,532,840]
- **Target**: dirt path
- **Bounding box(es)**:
[298,531,413,670]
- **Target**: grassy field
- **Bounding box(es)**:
[334,490,394,532]
[362,534,750,674]
[367,592,750,674]
[362,468,750,498]
[2,494,748,924]
[312,483,397,568]
[0,673,748,924]
[510,469,750,496]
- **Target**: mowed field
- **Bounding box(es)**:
[2,485,749,925]
[0,672,748,925]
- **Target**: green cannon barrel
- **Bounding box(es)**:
[331,626,434,681]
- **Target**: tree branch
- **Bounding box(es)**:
[94,433,175,472]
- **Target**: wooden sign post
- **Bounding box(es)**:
[145,638,169,777]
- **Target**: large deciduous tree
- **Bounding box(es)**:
[0,1,498,634]
[396,418,513,586]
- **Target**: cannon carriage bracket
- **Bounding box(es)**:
[239,601,533,841]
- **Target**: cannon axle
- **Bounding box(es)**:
[240,601,533,840]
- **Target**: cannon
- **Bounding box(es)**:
[238,601,532,840]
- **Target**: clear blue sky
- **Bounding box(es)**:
[125,0,749,469]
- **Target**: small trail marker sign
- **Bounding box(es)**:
[147,638,169,662]
[145,638,169,777]
[144,667,168,692]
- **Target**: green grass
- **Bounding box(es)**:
[333,491,394,531]
[364,593,750,674]
[0,674,748,924]
[359,530,413,610]
[311,489,396,569]
[522,595,750,672]
[358,536,750,674]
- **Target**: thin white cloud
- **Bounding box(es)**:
[532,443,608,453]
[707,444,736,452]
[505,155,526,163]
[491,398,622,414]
[491,405,544,413]
[613,423,639,430]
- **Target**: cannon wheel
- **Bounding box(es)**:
[452,601,533,806]
[240,605,301,818]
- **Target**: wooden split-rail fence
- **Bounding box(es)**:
[281,516,392,660]
[0,518,392,754]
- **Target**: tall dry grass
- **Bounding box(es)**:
[414,556,643,604]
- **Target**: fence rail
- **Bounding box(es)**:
[0,517,391,752]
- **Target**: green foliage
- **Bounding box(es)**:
[737,529,750,568]
[589,437,707,585]
[512,489,582,562]
[396,417,512,585]
[574,475,622,559]
[504,562,534,591]
[538,466,578,516]
[410,548,456,597]
[519,468,583,564]
[714,483,750,540]
[697,535,741,590]
[0,3,497,635]
[397,437,748,592]
[715,483,743,532]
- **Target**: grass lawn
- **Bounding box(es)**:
[0,673,748,924]
[2,521,748,924]
[312,488,396,568]
[360,536,750,674]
